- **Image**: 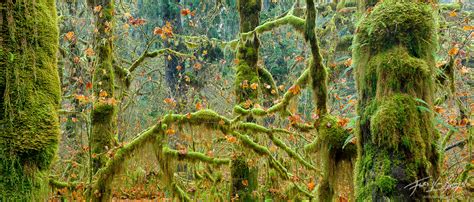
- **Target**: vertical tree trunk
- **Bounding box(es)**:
[353,1,440,200]
[305,1,356,201]
[0,0,61,199]
[87,0,117,174]
[231,0,262,201]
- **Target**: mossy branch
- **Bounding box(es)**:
[91,125,163,200]
[128,48,195,73]
[49,178,79,190]
[241,6,305,39]
[173,182,191,202]
[269,134,317,170]
[162,147,230,165]
[268,69,310,114]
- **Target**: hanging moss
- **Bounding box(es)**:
[0,0,60,200]
[353,1,440,200]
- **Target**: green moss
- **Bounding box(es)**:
[162,147,230,165]
[0,0,60,199]
[317,115,352,152]
[354,1,437,59]
[353,1,440,200]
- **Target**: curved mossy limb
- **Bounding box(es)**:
[353,1,440,200]
[0,0,60,200]
[87,0,117,173]
[91,125,163,202]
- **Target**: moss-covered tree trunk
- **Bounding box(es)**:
[353,0,440,200]
[0,0,60,200]
[87,0,117,174]
[231,0,262,201]
[305,0,356,201]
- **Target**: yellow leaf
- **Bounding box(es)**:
[463,25,474,31]
[449,10,457,17]
[250,83,258,90]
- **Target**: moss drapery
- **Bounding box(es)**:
[0,0,60,199]
[353,0,440,200]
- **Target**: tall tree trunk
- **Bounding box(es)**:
[87,0,117,174]
[353,1,440,200]
[0,0,61,199]
[231,0,262,201]
[305,0,356,201]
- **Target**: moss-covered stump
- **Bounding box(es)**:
[353,1,440,200]
[0,0,60,200]
[87,0,117,173]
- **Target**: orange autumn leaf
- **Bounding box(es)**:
[337,117,350,127]
[164,98,177,108]
[176,65,182,71]
[85,48,95,57]
[181,8,191,16]
[99,90,108,97]
[307,180,316,191]
[195,102,203,110]
[295,55,304,62]
[242,180,249,187]
[448,47,459,56]
[226,135,237,143]
[65,31,75,41]
[86,82,93,90]
[153,27,163,35]
[193,62,202,70]
[288,85,301,95]
[165,128,176,135]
